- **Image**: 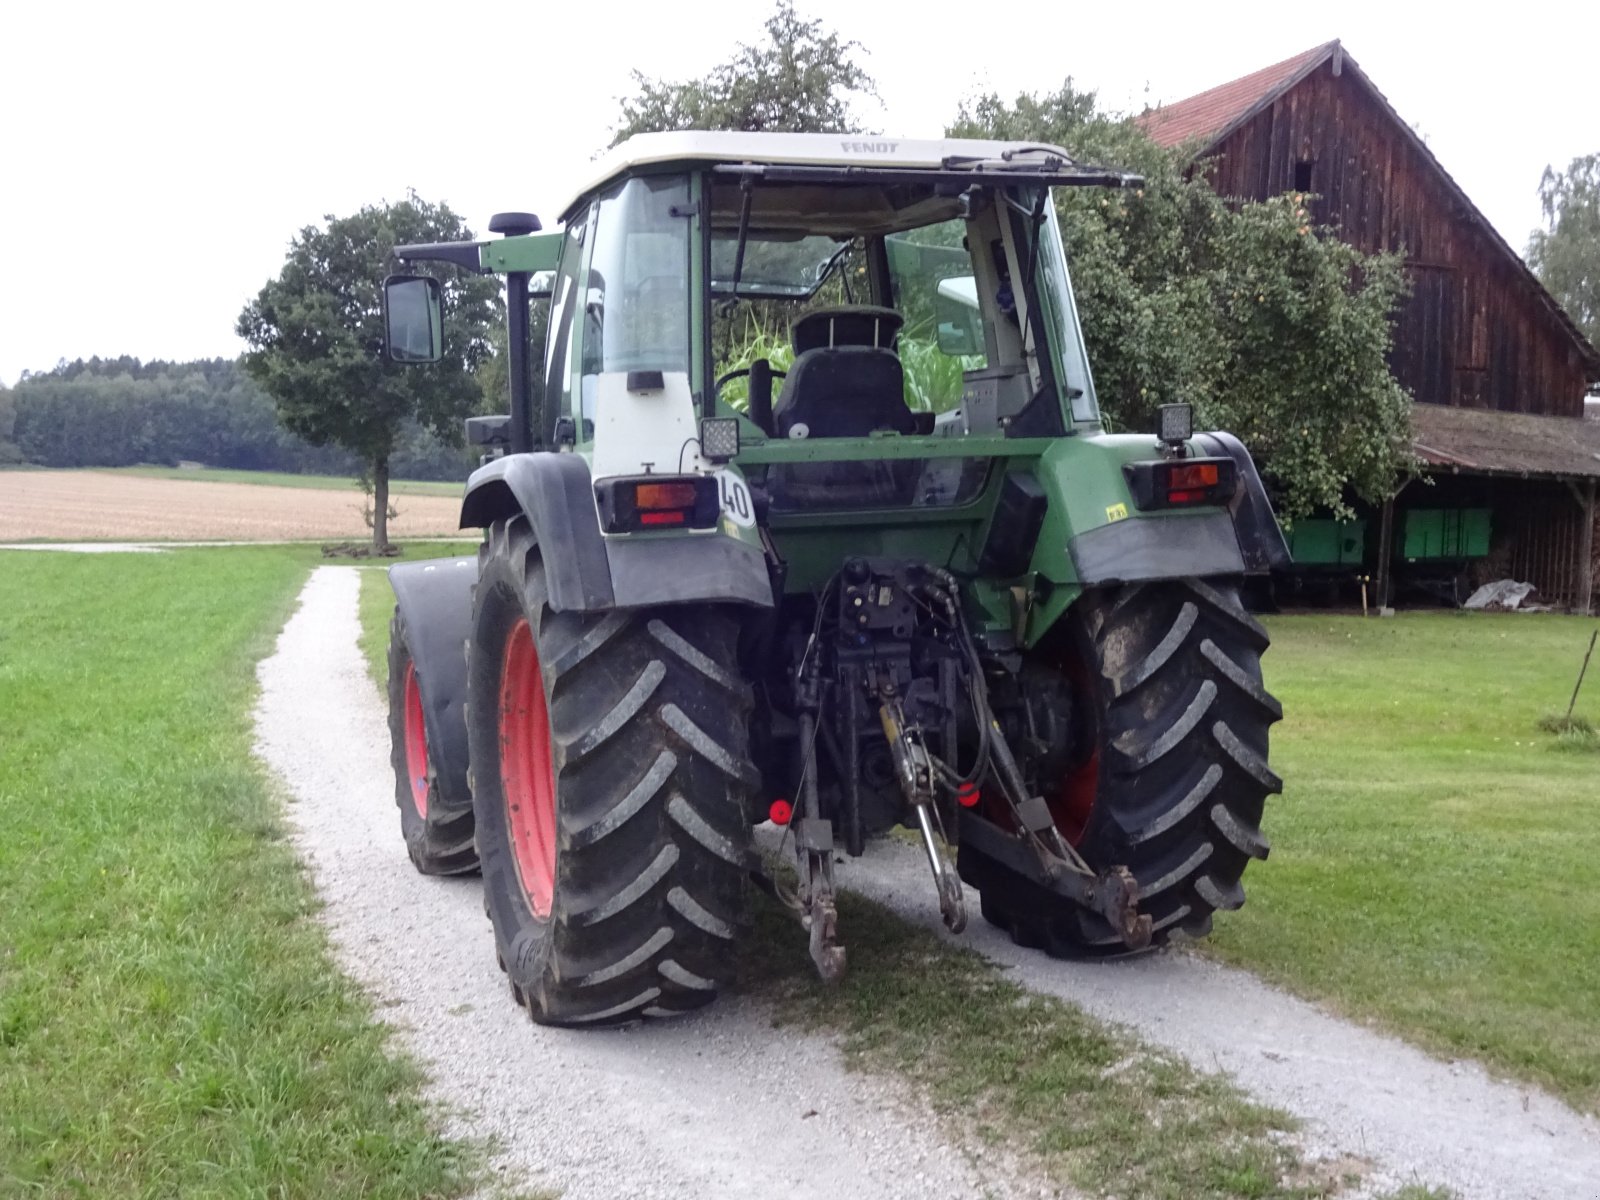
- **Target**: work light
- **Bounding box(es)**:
[1158,403,1193,446]
[699,417,741,463]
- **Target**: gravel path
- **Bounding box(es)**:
[256,566,1600,1200]
[254,567,1040,1200]
[825,822,1600,1199]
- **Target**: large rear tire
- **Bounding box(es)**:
[960,577,1281,956]
[387,608,478,875]
[467,516,756,1026]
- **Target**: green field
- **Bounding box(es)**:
[0,549,476,1197]
[104,464,464,497]
[1213,612,1600,1112]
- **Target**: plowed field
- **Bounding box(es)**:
[0,470,463,541]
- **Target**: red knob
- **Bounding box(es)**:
[768,799,794,826]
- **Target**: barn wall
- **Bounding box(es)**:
[1205,65,1590,418]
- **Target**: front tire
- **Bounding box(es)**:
[960,577,1282,956]
[467,517,757,1026]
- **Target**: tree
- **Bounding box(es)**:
[0,381,20,465]
[953,81,1414,521]
[611,1,876,144]
[1528,153,1600,355]
[237,195,500,546]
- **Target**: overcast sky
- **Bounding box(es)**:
[2,0,1595,386]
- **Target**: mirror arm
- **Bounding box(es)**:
[394,241,487,273]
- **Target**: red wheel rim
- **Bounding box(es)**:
[1050,745,1099,846]
[980,649,1100,847]
[499,618,557,919]
[402,660,430,818]
[1048,649,1100,846]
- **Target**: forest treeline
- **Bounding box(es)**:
[0,356,476,480]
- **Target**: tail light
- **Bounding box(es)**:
[595,475,721,533]
[1123,458,1238,511]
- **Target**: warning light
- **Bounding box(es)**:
[768,799,793,825]
[956,781,981,808]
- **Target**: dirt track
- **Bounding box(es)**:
[0,470,463,541]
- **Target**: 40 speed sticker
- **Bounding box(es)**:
[715,471,756,528]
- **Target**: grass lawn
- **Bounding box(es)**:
[1210,611,1600,1112]
[104,464,464,497]
[0,548,477,1197]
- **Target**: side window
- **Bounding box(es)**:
[542,207,590,435]
[885,221,988,415]
[581,175,691,417]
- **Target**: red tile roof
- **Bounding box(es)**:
[1139,42,1338,149]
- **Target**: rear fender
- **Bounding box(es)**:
[459,451,774,612]
[1021,430,1288,644]
[388,557,477,806]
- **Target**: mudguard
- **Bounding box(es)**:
[1066,432,1290,585]
[387,556,476,808]
[1193,431,1292,574]
[458,451,773,611]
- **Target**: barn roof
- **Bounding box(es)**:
[1412,404,1600,480]
[1138,41,1600,380]
[1138,42,1337,151]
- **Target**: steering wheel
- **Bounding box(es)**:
[715,365,787,397]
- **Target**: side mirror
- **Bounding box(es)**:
[934,275,984,356]
[383,275,443,363]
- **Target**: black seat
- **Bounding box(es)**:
[773,306,919,439]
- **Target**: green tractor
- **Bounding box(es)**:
[381,132,1287,1026]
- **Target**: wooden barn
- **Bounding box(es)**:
[1140,41,1600,612]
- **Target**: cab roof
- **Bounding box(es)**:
[560,131,1124,220]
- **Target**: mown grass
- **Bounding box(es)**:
[0,548,478,1197]
[1210,612,1600,1112]
[102,464,463,497]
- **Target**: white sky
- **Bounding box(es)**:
[2,0,1595,386]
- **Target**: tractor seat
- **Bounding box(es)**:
[774,306,926,439]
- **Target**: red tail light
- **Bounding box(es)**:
[1123,458,1238,511]
[594,475,720,533]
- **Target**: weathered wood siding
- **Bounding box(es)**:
[1204,64,1591,418]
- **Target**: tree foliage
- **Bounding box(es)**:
[7,356,476,477]
[1528,152,1600,353]
[0,381,20,465]
[611,1,876,144]
[237,195,499,544]
[953,82,1414,521]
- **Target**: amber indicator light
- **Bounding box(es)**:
[634,481,699,510]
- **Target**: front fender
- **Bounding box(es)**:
[388,556,476,807]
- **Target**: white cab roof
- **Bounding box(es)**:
[561,131,1079,216]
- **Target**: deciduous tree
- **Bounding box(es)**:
[953,82,1413,520]
[1528,153,1600,354]
[611,1,876,144]
[237,196,499,546]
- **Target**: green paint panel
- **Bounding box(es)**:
[479,231,563,274]
[1400,508,1491,560]
[1286,519,1367,566]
